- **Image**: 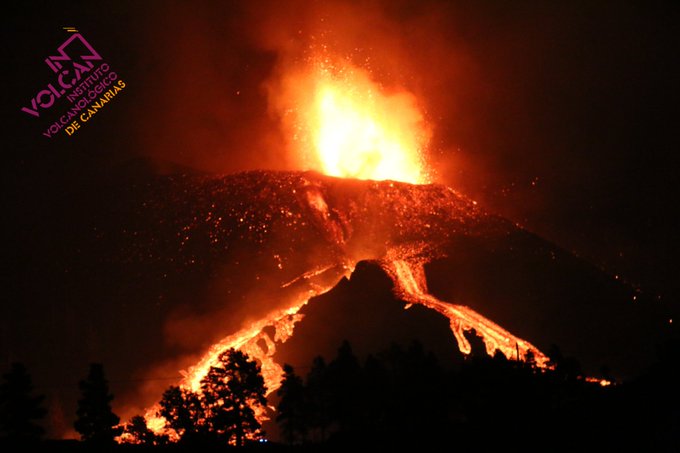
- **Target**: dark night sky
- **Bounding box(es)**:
[2,0,678,438]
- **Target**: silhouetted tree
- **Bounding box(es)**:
[404,341,447,435]
[123,415,167,445]
[0,363,46,440]
[158,386,205,442]
[328,341,361,432]
[360,354,388,432]
[306,356,332,442]
[74,363,121,443]
[276,364,308,444]
[375,341,447,440]
[201,348,267,446]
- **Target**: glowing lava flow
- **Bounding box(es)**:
[382,258,552,368]
[143,300,307,434]
[141,264,355,436]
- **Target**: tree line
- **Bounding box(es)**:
[126,348,268,446]
[0,361,121,445]
[1,334,678,450]
[0,348,268,447]
[274,334,680,450]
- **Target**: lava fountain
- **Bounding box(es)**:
[286,57,431,184]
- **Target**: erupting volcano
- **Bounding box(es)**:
[124,56,567,436]
[6,2,677,448]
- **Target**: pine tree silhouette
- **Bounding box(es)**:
[0,363,46,441]
[328,341,361,433]
[158,386,205,443]
[200,348,267,446]
[276,364,308,444]
[74,363,121,443]
[306,356,332,442]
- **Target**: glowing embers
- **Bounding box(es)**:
[585,376,612,387]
